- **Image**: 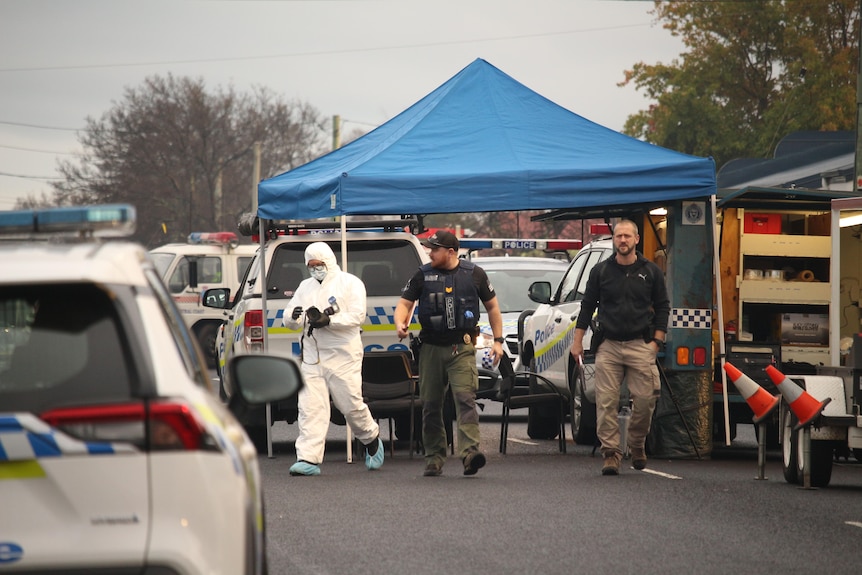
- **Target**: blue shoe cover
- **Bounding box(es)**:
[365,438,385,470]
[289,460,321,476]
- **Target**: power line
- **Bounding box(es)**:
[0,171,63,181]
[0,119,81,131]
[0,143,77,155]
[0,23,651,73]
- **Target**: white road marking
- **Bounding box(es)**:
[639,468,682,480]
[846,521,862,529]
[508,438,539,446]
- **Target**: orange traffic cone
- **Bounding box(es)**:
[765,365,831,429]
[722,362,780,423]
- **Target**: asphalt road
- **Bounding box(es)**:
[254,406,862,575]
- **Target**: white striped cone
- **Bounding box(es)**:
[765,365,831,429]
[722,361,780,423]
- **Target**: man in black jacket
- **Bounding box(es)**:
[570,219,670,475]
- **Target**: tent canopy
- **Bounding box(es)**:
[257,59,716,220]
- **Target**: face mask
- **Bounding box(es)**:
[308,264,327,282]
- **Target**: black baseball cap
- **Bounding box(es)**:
[422,230,459,250]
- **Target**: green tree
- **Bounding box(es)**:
[50,75,326,247]
[621,0,859,168]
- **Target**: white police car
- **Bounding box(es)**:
[519,237,614,442]
[0,205,301,574]
[466,255,570,401]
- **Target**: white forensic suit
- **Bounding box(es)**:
[282,242,379,464]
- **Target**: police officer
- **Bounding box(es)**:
[394,230,504,477]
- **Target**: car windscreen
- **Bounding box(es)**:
[267,239,423,299]
[0,283,134,413]
[486,267,566,313]
[150,252,175,278]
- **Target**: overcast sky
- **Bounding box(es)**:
[0,0,685,210]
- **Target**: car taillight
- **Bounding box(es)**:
[40,401,212,451]
[244,310,264,347]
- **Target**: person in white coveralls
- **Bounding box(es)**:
[281,242,383,476]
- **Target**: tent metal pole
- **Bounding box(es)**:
[711,195,731,446]
[341,216,354,463]
[258,216,275,458]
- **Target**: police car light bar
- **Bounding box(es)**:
[0,204,136,237]
[188,231,239,247]
[459,238,582,251]
[275,218,417,233]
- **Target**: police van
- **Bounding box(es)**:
[204,217,429,449]
[150,232,256,367]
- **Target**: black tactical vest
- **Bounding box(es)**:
[417,261,480,336]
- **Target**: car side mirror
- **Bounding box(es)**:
[227,355,304,406]
[202,287,231,309]
[527,281,552,305]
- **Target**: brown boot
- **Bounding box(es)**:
[630,446,647,470]
[601,452,621,476]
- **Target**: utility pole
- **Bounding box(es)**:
[332,115,342,150]
[252,142,261,213]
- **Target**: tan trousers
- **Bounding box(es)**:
[594,339,661,457]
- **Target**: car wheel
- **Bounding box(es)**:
[196,322,220,369]
[799,437,834,488]
[569,361,597,445]
[782,408,799,484]
[526,357,561,440]
[246,425,270,454]
[218,374,227,402]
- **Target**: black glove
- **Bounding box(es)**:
[306,306,331,329]
[291,306,303,320]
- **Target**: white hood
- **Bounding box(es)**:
[304,242,340,275]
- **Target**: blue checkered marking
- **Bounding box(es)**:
[1,413,129,461]
[670,308,711,329]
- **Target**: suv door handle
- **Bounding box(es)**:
[570,313,578,322]
[554,316,562,323]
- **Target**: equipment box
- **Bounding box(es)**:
[726,343,781,393]
[780,313,829,346]
[744,212,781,234]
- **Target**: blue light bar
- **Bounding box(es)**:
[0,210,37,233]
[0,204,136,237]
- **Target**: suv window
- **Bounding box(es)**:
[558,254,588,303]
[237,256,253,281]
[574,249,610,302]
[0,283,133,412]
[557,246,611,303]
[167,256,222,292]
[266,239,423,299]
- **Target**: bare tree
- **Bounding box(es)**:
[51,74,326,247]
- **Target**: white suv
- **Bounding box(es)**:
[204,218,429,450]
[519,237,613,443]
[0,205,301,574]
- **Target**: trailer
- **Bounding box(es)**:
[713,191,862,487]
